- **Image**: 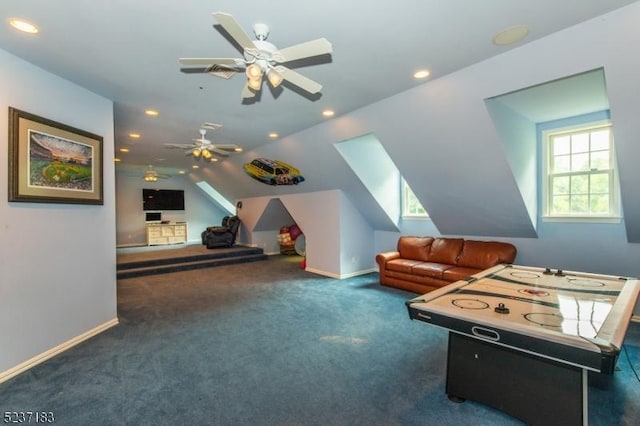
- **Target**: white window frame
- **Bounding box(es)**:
[542,121,621,222]
[401,178,429,219]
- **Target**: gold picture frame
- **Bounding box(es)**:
[8,107,103,205]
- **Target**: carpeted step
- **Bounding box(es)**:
[117,252,268,279]
[117,247,265,271]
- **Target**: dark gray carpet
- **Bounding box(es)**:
[1,256,638,425]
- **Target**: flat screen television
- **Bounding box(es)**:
[142,189,185,211]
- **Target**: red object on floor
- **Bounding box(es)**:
[300,259,306,269]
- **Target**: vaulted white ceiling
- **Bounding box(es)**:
[0,0,635,175]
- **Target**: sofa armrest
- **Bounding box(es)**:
[376,251,400,268]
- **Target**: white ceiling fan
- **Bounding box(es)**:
[179,12,333,98]
[164,128,242,162]
[143,165,169,182]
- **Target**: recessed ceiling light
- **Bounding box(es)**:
[145,109,159,116]
[192,165,199,169]
[129,133,141,139]
[234,147,243,152]
[322,109,335,118]
[179,170,186,174]
[9,19,39,34]
[209,158,219,162]
[119,148,129,153]
[113,158,121,162]
[413,69,430,79]
[268,132,279,139]
[492,25,530,46]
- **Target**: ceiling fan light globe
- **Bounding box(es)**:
[246,63,263,80]
[267,69,283,88]
[201,148,212,160]
[192,148,201,158]
[247,77,262,91]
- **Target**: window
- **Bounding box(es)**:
[544,124,619,219]
[402,179,428,218]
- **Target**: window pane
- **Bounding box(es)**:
[553,155,570,173]
[571,133,589,153]
[570,175,588,194]
[403,182,428,216]
[552,176,570,195]
[591,151,609,170]
[590,194,610,214]
[590,173,609,194]
[571,195,589,213]
[571,153,590,171]
[552,195,570,214]
[553,136,570,155]
[591,129,610,151]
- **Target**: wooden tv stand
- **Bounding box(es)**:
[146,223,187,246]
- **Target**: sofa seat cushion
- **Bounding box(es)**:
[386,259,424,274]
[443,266,482,283]
[428,238,464,264]
[412,262,454,279]
[457,240,517,270]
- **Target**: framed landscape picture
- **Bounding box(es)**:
[8,107,103,205]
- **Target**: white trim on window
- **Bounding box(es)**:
[401,178,429,219]
[542,121,621,221]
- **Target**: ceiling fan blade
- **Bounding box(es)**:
[179,58,241,66]
[211,148,230,158]
[164,143,194,149]
[278,67,323,94]
[211,144,240,150]
[277,38,333,63]
[213,12,256,52]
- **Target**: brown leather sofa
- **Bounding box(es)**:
[376,236,517,294]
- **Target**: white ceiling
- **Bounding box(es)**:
[0,1,635,176]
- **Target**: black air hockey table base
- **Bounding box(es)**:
[446,332,585,425]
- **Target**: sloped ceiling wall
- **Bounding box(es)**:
[192,3,640,241]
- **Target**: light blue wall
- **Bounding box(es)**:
[238,190,376,278]
[338,190,376,276]
[485,98,538,227]
[115,172,230,246]
[0,49,117,378]
[334,133,400,229]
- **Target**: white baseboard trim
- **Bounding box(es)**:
[0,318,119,384]
[305,267,377,279]
[339,268,378,279]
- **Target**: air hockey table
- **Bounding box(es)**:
[406,264,640,426]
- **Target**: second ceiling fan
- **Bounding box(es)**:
[179,12,333,98]
[164,129,242,162]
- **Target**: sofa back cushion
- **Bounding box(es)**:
[427,238,464,265]
[397,236,434,262]
[456,240,517,270]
